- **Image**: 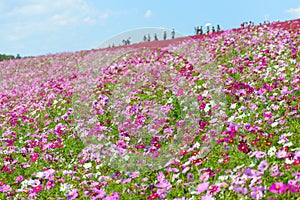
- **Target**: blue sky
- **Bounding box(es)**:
[0,0,299,57]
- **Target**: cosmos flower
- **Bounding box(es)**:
[30,153,39,162]
[250,186,264,199]
[258,160,269,172]
[276,150,287,158]
[195,182,210,194]
[268,182,287,194]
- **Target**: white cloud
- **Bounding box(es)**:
[51,13,78,26]
[7,4,45,16]
[99,12,109,20]
[286,5,300,18]
[0,2,5,12]
[0,0,109,41]
[144,9,152,18]
[7,35,20,41]
[4,0,103,27]
[263,13,270,20]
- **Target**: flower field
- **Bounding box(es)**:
[0,19,300,200]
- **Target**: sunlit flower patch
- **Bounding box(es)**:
[0,19,299,199]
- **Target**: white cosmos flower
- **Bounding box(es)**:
[230,103,237,109]
[83,162,92,169]
[268,146,277,157]
[283,142,293,147]
[193,142,200,149]
[123,155,130,161]
[204,104,210,112]
[285,158,294,165]
[271,122,278,127]
[277,139,286,145]
[60,183,68,192]
[228,115,235,122]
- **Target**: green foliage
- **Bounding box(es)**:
[0,53,21,61]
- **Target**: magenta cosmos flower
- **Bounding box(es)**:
[30,153,39,162]
[269,182,287,194]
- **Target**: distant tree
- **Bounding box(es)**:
[0,53,16,61]
[16,54,21,59]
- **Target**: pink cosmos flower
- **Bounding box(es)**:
[276,150,287,159]
[269,182,287,194]
[199,172,210,181]
[155,179,172,191]
[45,180,55,190]
[196,182,210,194]
[30,153,39,162]
[176,88,184,97]
[67,189,79,200]
[201,194,215,200]
[0,184,11,192]
[254,151,267,159]
[157,171,165,182]
[148,193,159,200]
[250,186,264,199]
[208,185,220,195]
[263,111,272,119]
[16,175,23,183]
[32,185,42,193]
[130,171,140,178]
[258,160,269,172]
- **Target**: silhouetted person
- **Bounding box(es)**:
[154,33,158,40]
[199,26,203,34]
[206,26,210,34]
[212,26,215,33]
[217,25,220,32]
[163,31,167,40]
[171,29,175,39]
[147,33,151,42]
[143,35,147,42]
[194,26,199,35]
[127,37,131,45]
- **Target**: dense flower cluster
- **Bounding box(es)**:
[0,19,299,199]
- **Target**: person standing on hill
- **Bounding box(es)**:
[154,33,158,40]
[171,29,175,39]
[163,31,167,40]
[147,33,151,42]
[199,26,203,34]
[217,25,221,32]
[143,35,147,42]
[127,37,131,45]
[212,26,215,33]
[194,26,199,35]
[206,26,210,34]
